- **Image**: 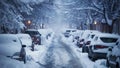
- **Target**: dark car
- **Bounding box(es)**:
[25,29,41,45]
[106,39,120,68]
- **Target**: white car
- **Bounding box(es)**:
[17,34,32,47]
[88,33,119,61]
[78,30,100,47]
[82,32,100,52]
[0,34,26,63]
[106,38,120,68]
[63,29,77,37]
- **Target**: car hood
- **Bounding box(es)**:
[0,43,21,56]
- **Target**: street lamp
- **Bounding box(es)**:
[94,21,97,25]
[27,20,31,25]
[26,20,31,29]
[94,21,97,30]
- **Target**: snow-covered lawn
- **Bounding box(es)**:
[61,35,107,68]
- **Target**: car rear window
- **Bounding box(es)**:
[100,37,118,43]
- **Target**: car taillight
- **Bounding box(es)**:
[94,45,108,49]
[86,41,91,45]
[80,39,84,42]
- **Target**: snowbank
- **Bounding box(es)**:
[0,55,25,68]
[0,55,41,68]
[94,59,107,68]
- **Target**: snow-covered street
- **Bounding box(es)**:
[0,0,120,68]
[37,35,83,68]
[0,33,108,68]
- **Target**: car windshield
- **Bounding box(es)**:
[100,37,118,43]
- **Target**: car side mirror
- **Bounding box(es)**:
[22,45,26,48]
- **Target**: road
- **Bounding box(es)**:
[38,35,83,68]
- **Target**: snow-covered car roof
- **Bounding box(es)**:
[38,29,53,35]
[26,29,38,31]
[81,30,100,39]
[95,33,119,38]
[0,34,22,56]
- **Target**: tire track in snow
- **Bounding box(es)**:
[39,35,83,68]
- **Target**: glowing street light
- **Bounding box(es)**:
[94,21,97,25]
[27,20,31,25]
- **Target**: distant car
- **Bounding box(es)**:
[0,34,26,63]
[25,29,41,45]
[88,33,119,61]
[63,29,77,37]
[82,31,100,53]
[106,38,120,68]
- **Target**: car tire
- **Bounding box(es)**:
[88,47,91,58]
[23,56,26,64]
[89,48,96,61]
[91,56,96,61]
[82,47,85,53]
[106,58,110,67]
[116,62,119,68]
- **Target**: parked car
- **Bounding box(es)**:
[82,31,100,53]
[106,38,120,68]
[25,29,41,45]
[88,33,119,61]
[63,29,77,37]
[0,34,26,63]
[77,30,100,47]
